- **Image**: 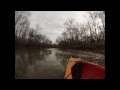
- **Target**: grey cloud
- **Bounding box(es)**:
[28,11,88,43]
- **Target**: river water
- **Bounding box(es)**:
[15,48,105,79]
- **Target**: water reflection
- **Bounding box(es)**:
[55,52,70,66]
[15,48,67,79]
[15,48,104,79]
[15,49,52,79]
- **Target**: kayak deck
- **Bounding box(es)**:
[64,57,105,79]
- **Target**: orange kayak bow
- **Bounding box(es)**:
[64,56,105,79]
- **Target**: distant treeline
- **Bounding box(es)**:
[15,11,105,50]
[56,11,105,50]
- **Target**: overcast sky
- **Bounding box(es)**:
[28,11,89,43]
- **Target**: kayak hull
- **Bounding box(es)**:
[64,57,105,79]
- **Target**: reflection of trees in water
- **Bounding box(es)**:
[55,52,70,66]
[15,48,51,78]
[26,49,51,64]
[15,55,27,77]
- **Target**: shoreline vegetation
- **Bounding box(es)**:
[15,11,105,54]
[16,46,104,55]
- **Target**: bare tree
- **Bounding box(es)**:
[56,12,105,50]
[15,11,30,38]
